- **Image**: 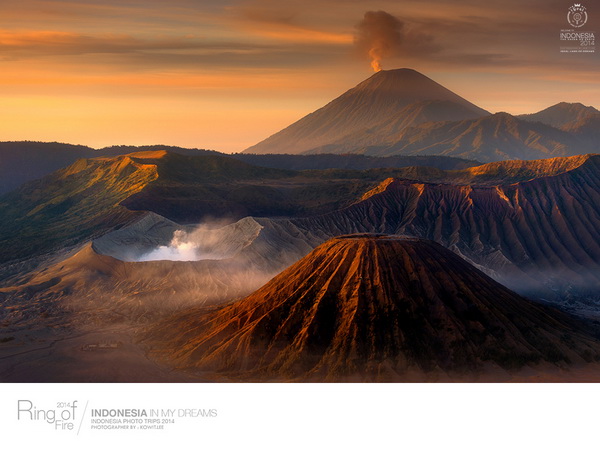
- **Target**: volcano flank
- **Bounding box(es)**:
[146,235,600,382]
[244,69,489,156]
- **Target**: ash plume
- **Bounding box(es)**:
[355,10,405,72]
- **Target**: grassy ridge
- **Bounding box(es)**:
[0,156,157,263]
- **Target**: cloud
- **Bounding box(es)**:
[0,31,260,57]
[228,1,353,45]
[0,30,345,70]
[0,0,598,152]
[235,25,352,44]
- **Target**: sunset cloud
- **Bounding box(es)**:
[0,0,597,152]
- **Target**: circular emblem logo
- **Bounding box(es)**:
[568,4,588,28]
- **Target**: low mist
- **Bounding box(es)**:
[89,215,317,310]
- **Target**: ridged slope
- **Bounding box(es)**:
[562,114,600,145]
[519,102,600,128]
[244,69,488,155]
[0,150,401,265]
[0,154,159,263]
[262,154,600,297]
[147,235,600,381]
[374,112,589,162]
[305,100,488,154]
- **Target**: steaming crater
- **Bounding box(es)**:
[137,225,255,262]
[93,213,263,262]
[137,231,203,261]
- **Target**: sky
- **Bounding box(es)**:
[0,0,598,152]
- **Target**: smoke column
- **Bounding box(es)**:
[355,11,404,72]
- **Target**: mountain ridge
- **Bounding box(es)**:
[519,102,600,129]
[145,235,600,381]
[1,150,479,265]
[3,151,600,311]
[257,153,600,302]
[0,141,478,195]
[324,112,593,162]
[244,69,598,162]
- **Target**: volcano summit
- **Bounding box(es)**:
[146,235,600,382]
[244,69,489,155]
[245,69,598,162]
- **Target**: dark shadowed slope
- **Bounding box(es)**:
[229,153,478,171]
[562,114,600,147]
[244,69,489,155]
[146,235,600,382]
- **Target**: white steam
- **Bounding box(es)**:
[137,230,210,261]
[136,219,261,262]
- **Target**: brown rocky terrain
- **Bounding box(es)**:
[257,154,600,304]
[3,152,600,381]
[145,235,600,382]
[1,149,457,267]
[5,152,598,316]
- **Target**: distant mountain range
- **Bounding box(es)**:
[366,112,584,161]
[518,102,600,128]
[0,142,206,194]
[1,69,598,195]
[245,69,599,162]
[3,79,598,193]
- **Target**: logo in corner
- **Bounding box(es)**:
[568,4,588,28]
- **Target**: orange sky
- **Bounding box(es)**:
[0,0,598,152]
